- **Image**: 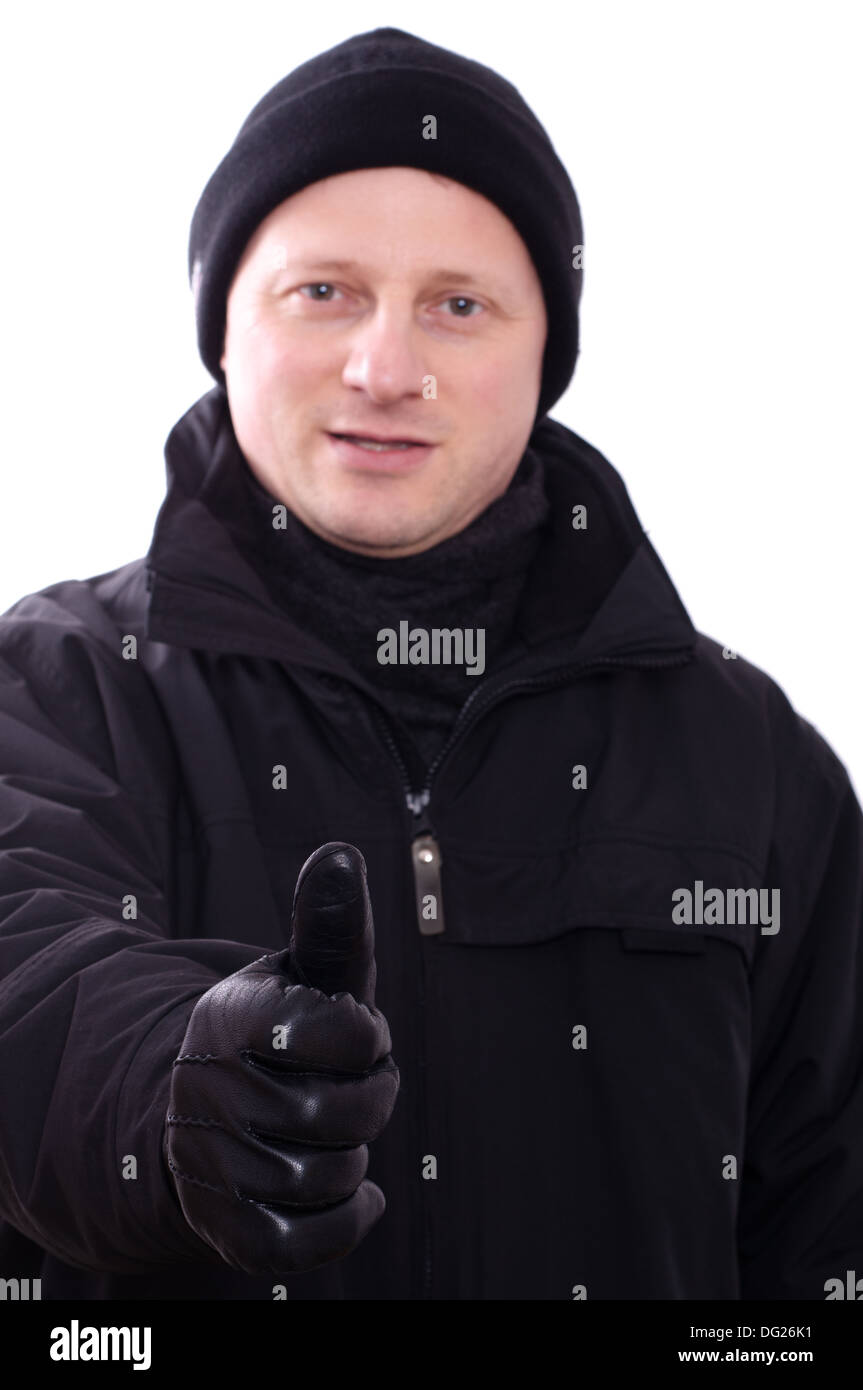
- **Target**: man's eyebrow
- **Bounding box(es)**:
[272,256,500,292]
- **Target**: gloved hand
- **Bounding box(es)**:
[163,842,399,1274]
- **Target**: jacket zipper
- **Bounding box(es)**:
[367,646,692,1302]
[371,648,694,933]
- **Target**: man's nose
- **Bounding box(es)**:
[340,303,428,403]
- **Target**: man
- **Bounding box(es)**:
[0,25,861,1302]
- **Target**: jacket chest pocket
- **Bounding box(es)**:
[433,834,763,971]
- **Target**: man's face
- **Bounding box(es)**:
[219,167,548,557]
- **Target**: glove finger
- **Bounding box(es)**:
[170,1054,400,1147]
[175,1175,387,1275]
[180,970,392,1072]
[244,979,392,1070]
[289,843,377,1008]
[166,1118,370,1207]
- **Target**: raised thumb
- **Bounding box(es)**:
[288,842,377,1009]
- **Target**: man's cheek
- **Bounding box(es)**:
[472,358,520,413]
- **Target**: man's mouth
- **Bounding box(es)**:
[328,432,432,453]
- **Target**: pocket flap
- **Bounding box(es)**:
[619,927,707,954]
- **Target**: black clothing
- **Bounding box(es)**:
[1,386,861,1300]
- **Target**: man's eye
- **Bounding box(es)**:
[297,283,341,302]
[441,296,482,318]
[294,285,482,317]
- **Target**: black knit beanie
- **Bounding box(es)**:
[188,26,584,425]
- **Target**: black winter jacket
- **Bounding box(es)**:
[1,388,861,1300]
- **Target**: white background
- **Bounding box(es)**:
[0,0,860,795]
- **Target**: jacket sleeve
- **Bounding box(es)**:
[0,587,266,1273]
[738,686,863,1299]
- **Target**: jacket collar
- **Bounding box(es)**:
[146,388,697,683]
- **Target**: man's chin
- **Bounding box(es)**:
[314,515,441,558]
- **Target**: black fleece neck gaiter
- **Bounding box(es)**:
[242,447,551,776]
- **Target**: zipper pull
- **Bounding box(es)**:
[411,831,445,936]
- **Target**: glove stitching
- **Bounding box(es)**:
[165,1160,224,1195]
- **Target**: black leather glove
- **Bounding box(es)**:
[163,842,400,1274]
